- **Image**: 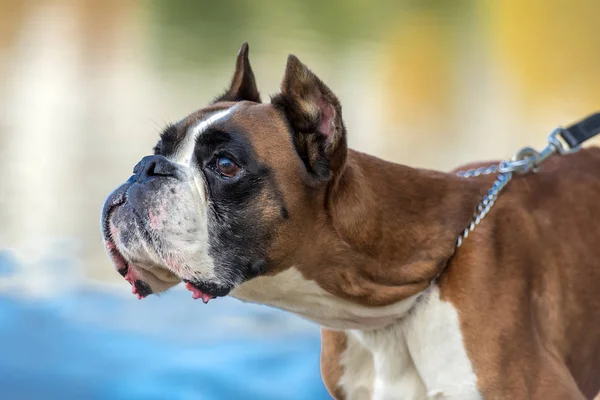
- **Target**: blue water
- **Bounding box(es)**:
[0,254,330,400]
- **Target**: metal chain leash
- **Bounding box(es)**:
[455,128,580,248]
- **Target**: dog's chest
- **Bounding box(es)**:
[338,286,482,400]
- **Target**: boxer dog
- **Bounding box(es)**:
[101,43,600,399]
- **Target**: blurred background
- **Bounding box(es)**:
[1,0,599,399]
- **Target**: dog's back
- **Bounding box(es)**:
[444,147,600,398]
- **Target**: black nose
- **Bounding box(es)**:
[133,155,179,182]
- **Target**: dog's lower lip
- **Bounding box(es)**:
[183,280,231,303]
[185,282,214,303]
[133,279,153,298]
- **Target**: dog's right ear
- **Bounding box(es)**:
[214,43,261,103]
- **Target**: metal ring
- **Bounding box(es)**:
[514,147,539,160]
[498,158,533,173]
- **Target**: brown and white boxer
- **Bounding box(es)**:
[101,43,600,399]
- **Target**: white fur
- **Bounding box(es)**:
[403,285,480,399]
[115,107,238,285]
[232,269,480,399]
[145,106,236,284]
[341,285,481,400]
[172,106,237,166]
[107,109,241,289]
[231,267,420,330]
[338,332,375,400]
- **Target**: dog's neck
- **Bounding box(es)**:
[294,150,483,307]
[233,150,482,329]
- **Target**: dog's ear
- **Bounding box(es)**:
[271,55,347,182]
[214,43,261,103]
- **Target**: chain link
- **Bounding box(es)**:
[455,170,512,247]
[455,128,580,248]
[456,164,498,178]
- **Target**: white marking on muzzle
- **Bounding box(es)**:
[153,105,237,285]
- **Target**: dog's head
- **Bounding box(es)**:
[101,44,349,304]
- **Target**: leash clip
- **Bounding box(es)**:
[498,128,581,175]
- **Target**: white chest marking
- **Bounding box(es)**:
[340,285,481,400]
[231,267,420,330]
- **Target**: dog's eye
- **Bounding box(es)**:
[215,157,240,178]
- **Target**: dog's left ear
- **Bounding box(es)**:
[214,42,261,103]
[271,55,347,182]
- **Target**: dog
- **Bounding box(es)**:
[101,43,600,399]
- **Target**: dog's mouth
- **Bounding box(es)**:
[101,183,130,276]
[101,182,231,303]
[101,184,153,299]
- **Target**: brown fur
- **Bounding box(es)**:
[107,44,600,398]
[321,329,347,400]
[215,49,600,397]
[441,150,600,399]
[320,329,346,399]
[317,150,600,399]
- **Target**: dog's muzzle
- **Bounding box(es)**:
[101,155,227,302]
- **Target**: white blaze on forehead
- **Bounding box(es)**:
[171,106,236,166]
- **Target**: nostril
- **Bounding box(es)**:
[146,160,158,176]
[153,159,176,177]
[133,155,178,182]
